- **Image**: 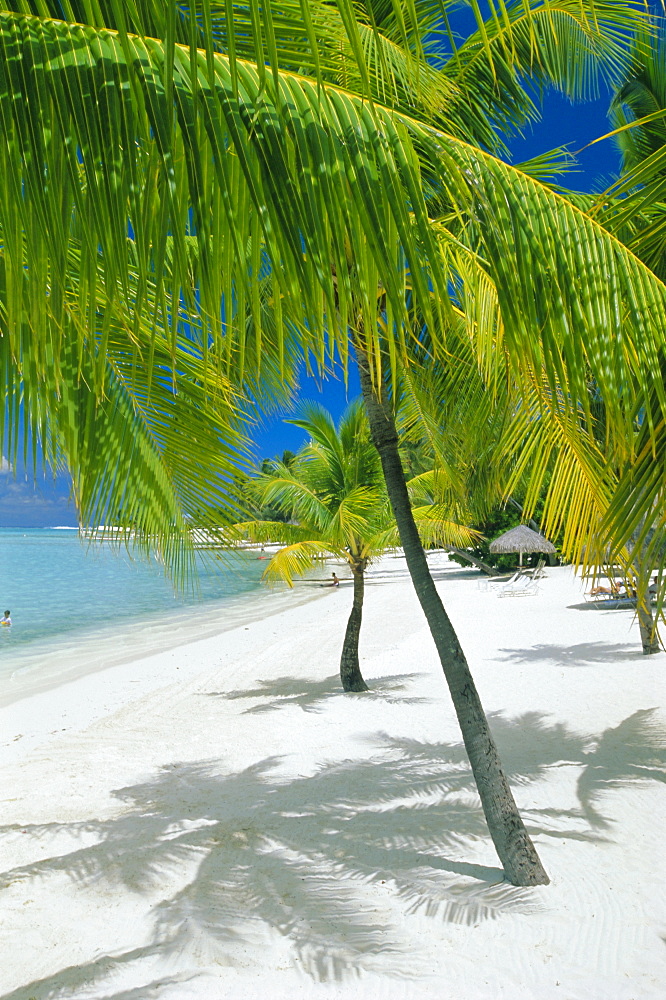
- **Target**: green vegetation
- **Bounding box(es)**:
[3,0,666,884]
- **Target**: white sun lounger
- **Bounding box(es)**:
[521,557,547,580]
[498,573,540,597]
[478,569,522,592]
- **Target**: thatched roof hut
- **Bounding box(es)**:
[489,525,556,566]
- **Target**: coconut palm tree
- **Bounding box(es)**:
[394,270,663,653]
[239,400,387,693]
[235,400,481,691]
[521,18,666,650]
[4,0,666,886]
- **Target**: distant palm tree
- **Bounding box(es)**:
[235,400,480,691]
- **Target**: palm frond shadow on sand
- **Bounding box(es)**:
[217,671,430,713]
[497,640,643,666]
[2,709,665,1000]
[0,952,193,1000]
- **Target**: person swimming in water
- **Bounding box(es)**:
[1,610,11,626]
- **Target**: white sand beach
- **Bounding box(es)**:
[1,552,665,1000]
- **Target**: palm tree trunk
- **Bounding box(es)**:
[340,567,369,692]
[630,554,661,655]
[635,594,660,654]
[357,350,549,886]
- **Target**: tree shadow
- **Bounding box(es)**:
[567,599,648,612]
[424,566,477,583]
[2,709,664,998]
[497,641,643,666]
[0,950,193,1000]
[486,708,666,829]
[571,708,666,827]
[215,672,430,713]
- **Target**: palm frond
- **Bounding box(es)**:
[0,256,250,583]
[441,0,648,153]
[251,472,333,531]
[411,508,484,550]
[3,3,666,585]
[333,484,385,545]
[260,539,345,586]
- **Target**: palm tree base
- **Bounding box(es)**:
[341,674,369,693]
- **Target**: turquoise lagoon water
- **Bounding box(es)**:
[0,528,317,703]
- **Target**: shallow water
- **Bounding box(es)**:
[0,529,323,703]
[0,528,268,645]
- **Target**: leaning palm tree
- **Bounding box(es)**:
[4,0,666,886]
[235,400,481,691]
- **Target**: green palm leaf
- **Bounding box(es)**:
[259,540,344,586]
[441,0,648,153]
[1,4,663,417]
[0,252,250,581]
[2,1,666,593]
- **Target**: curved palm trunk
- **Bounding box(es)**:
[357,351,549,886]
[340,567,369,692]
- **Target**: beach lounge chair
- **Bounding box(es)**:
[522,557,547,580]
[498,573,540,597]
[586,593,637,609]
[584,579,625,603]
[479,569,522,592]
[584,577,641,608]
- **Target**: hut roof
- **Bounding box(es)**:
[489,524,556,554]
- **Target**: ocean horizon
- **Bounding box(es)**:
[0,528,322,705]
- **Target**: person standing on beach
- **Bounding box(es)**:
[1,610,11,626]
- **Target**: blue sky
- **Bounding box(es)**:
[1,81,625,526]
[0,455,77,529]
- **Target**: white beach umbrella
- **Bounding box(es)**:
[489,525,556,567]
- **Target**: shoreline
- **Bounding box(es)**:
[0,573,331,710]
[0,535,355,709]
[2,553,665,999]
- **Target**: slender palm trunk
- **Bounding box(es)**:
[357,350,549,886]
[633,570,660,655]
[637,601,660,654]
[340,566,369,692]
[630,532,662,655]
